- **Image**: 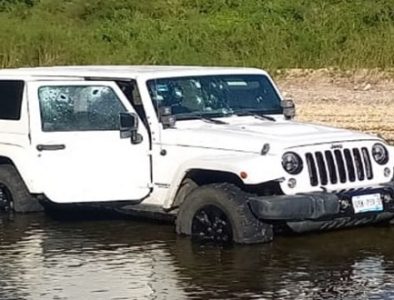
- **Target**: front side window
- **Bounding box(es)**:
[147,75,282,119]
[38,86,126,132]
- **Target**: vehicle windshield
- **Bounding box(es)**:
[147,74,282,120]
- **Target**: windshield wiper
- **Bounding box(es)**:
[177,114,228,124]
[199,116,228,125]
[234,110,276,122]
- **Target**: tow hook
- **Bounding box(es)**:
[339,199,351,212]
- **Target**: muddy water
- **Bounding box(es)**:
[1,214,394,300]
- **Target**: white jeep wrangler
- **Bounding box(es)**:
[0,66,393,244]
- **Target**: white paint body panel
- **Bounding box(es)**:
[26,81,151,203]
[149,118,394,208]
[0,66,392,208]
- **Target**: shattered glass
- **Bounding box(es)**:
[38,86,126,132]
[147,75,282,118]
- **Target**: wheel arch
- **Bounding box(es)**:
[0,155,44,212]
[185,169,244,187]
[162,154,284,210]
[167,168,245,209]
[0,155,32,193]
[0,156,16,166]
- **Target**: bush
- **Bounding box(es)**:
[0,0,393,69]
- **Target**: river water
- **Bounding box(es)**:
[1,213,394,300]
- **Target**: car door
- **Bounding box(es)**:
[27,80,151,204]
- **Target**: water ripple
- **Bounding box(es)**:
[1,214,394,299]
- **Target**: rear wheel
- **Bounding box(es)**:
[176,183,273,244]
[0,183,13,211]
[0,165,43,213]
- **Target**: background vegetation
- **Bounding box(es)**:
[0,0,393,69]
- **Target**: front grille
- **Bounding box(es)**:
[305,148,374,186]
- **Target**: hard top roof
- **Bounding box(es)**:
[0,65,267,80]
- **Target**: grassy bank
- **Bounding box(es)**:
[0,0,394,69]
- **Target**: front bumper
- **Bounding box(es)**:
[248,181,394,232]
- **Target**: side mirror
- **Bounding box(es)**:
[281,99,296,120]
[120,112,143,144]
[159,106,176,129]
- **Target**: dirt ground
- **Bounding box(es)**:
[275,69,394,145]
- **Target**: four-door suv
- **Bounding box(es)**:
[0,66,393,244]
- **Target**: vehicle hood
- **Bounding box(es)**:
[161,117,380,154]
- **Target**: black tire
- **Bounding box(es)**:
[176,183,273,244]
[0,165,43,213]
[173,178,198,208]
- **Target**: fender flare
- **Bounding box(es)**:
[162,154,284,209]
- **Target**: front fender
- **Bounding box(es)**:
[163,153,283,208]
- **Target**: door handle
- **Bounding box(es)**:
[36,144,66,151]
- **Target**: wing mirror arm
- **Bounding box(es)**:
[159,106,176,129]
[119,112,143,144]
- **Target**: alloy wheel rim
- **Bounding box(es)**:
[191,205,233,243]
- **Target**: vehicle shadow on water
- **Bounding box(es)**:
[1,213,394,300]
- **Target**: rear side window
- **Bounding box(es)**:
[0,80,24,120]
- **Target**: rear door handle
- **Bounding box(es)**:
[36,144,66,151]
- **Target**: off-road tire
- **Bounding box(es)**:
[176,183,273,244]
[0,165,43,213]
[173,178,198,208]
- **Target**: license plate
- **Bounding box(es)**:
[352,193,383,214]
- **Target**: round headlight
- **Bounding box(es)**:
[282,152,303,175]
[372,143,389,165]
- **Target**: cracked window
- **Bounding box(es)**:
[147,74,282,119]
[38,86,126,132]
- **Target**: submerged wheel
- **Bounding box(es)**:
[0,165,43,213]
[176,183,273,244]
[0,183,13,211]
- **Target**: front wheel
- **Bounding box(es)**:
[176,183,273,244]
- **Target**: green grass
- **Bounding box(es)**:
[1,0,394,69]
